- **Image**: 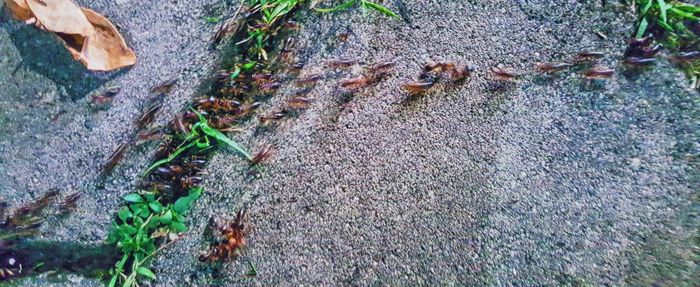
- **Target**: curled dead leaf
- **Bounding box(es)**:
[4,0,136,71]
[25,0,94,36]
[4,0,33,21]
[78,8,136,71]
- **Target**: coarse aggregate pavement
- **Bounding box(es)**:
[1,1,698,286]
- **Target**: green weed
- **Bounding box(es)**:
[106,187,202,287]
[143,109,252,176]
[315,0,399,19]
[634,0,700,39]
[238,0,304,60]
[633,0,700,87]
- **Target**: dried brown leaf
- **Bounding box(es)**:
[8,0,136,71]
[25,0,94,36]
[78,8,136,71]
[4,0,33,21]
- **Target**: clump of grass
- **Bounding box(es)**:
[315,0,399,19]
[144,111,252,176]
[632,0,700,87]
[634,0,700,39]
[106,188,200,287]
[238,0,304,60]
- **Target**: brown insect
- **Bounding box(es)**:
[90,86,120,109]
[283,20,299,30]
[172,115,191,135]
[295,74,324,86]
[240,102,261,115]
[338,32,349,42]
[136,104,161,129]
[576,51,606,60]
[260,82,282,92]
[251,23,270,31]
[13,189,59,217]
[136,127,164,144]
[250,144,274,166]
[57,192,81,213]
[491,67,521,80]
[535,62,574,73]
[370,61,396,73]
[103,143,128,174]
[149,79,178,95]
[252,73,273,84]
[403,81,435,94]
[629,35,654,48]
[184,110,208,121]
[183,156,208,171]
[180,176,203,189]
[141,181,175,193]
[450,65,475,80]
[195,97,241,113]
[583,67,614,79]
[623,57,656,66]
[214,17,243,45]
[424,61,456,73]
[199,209,248,262]
[216,70,232,82]
[669,51,700,63]
[153,139,176,160]
[210,115,239,130]
[287,97,312,109]
[640,44,663,58]
[154,165,185,178]
[259,111,286,125]
[340,76,371,89]
[326,59,356,69]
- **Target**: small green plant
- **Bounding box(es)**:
[238,0,303,60]
[315,0,399,19]
[633,0,700,87]
[634,0,700,39]
[106,187,202,287]
[205,16,222,23]
[144,109,252,175]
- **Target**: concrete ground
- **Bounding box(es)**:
[2,0,699,286]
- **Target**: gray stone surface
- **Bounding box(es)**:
[1,0,698,286]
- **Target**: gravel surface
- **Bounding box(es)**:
[2,0,699,286]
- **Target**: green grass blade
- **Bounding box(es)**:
[657,0,668,25]
[636,16,649,38]
[143,141,197,176]
[315,0,356,13]
[674,4,700,14]
[642,0,654,15]
[362,1,399,18]
[670,7,700,20]
[200,125,253,160]
[657,19,674,31]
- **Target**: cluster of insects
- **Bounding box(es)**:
[101,79,179,177]
[98,3,307,267]
[0,189,80,281]
[199,209,248,262]
[403,61,473,94]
